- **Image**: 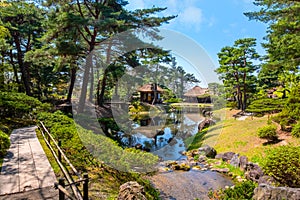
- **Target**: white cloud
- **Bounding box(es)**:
[127,0,205,31]
[179,6,203,25]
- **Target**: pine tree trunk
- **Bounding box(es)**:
[14,35,31,96]
[67,67,76,103]
[78,53,92,112]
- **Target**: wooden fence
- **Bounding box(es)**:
[39,121,89,200]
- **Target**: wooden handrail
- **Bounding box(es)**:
[39,121,84,200]
[40,122,82,179]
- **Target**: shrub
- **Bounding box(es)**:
[262,145,300,187]
[291,122,300,138]
[246,98,285,114]
[0,130,10,157]
[208,180,257,200]
[0,92,51,119]
[164,97,182,103]
[257,125,278,142]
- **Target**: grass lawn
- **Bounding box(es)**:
[195,109,300,163]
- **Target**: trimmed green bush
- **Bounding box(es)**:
[246,98,285,114]
[262,145,300,187]
[257,125,278,142]
[0,92,51,119]
[208,180,257,200]
[0,130,10,157]
[291,122,300,138]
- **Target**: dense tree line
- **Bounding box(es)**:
[0,0,201,111]
[216,0,300,112]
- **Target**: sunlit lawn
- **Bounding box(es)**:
[201,109,300,163]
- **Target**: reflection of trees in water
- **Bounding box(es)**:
[118,111,201,149]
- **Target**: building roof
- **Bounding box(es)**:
[137,84,164,92]
[184,86,209,97]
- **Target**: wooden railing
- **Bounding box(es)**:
[39,121,89,200]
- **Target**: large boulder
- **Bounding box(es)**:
[230,153,240,167]
[258,175,277,186]
[239,156,248,171]
[198,145,217,158]
[221,152,236,162]
[245,162,264,182]
[215,153,223,159]
[198,119,216,132]
[253,184,300,200]
[118,181,147,200]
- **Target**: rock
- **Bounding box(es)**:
[118,181,147,200]
[198,145,217,158]
[211,168,230,173]
[245,162,264,182]
[135,143,143,150]
[197,155,207,163]
[167,161,191,171]
[258,175,277,186]
[198,119,216,132]
[230,153,240,167]
[239,156,248,171]
[192,165,202,170]
[222,152,236,162]
[215,153,223,159]
[253,184,300,200]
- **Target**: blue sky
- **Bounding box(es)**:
[126,0,267,68]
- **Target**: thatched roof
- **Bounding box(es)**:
[137,84,164,92]
[184,86,209,97]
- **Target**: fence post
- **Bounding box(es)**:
[58,140,62,162]
[83,173,89,200]
[58,178,65,200]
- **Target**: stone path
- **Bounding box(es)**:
[0,126,57,196]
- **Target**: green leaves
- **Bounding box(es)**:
[216,38,260,110]
[246,0,300,85]
[262,145,300,187]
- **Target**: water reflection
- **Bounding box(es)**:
[117,111,204,161]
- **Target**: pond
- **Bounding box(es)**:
[117,111,205,161]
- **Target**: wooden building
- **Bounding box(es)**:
[184,86,211,103]
[137,83,163,104]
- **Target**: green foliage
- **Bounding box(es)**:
[0,92,51,119]
[270,86,300,133]
[212,95,226,110]
[246,98,285,114]
[216,38,260,111]
[291,122,300,138]
[164,97,182,103]
[257,125,278,142]
[0,130,10,157]
[38,111,159,172]
[98,117,120,133]
[262,145,300,187]
[208,180,257,200]
[78,129,159,172]
[214,160,244,178]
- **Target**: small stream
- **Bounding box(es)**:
[116,110,234,199]
[149,169,233,200]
